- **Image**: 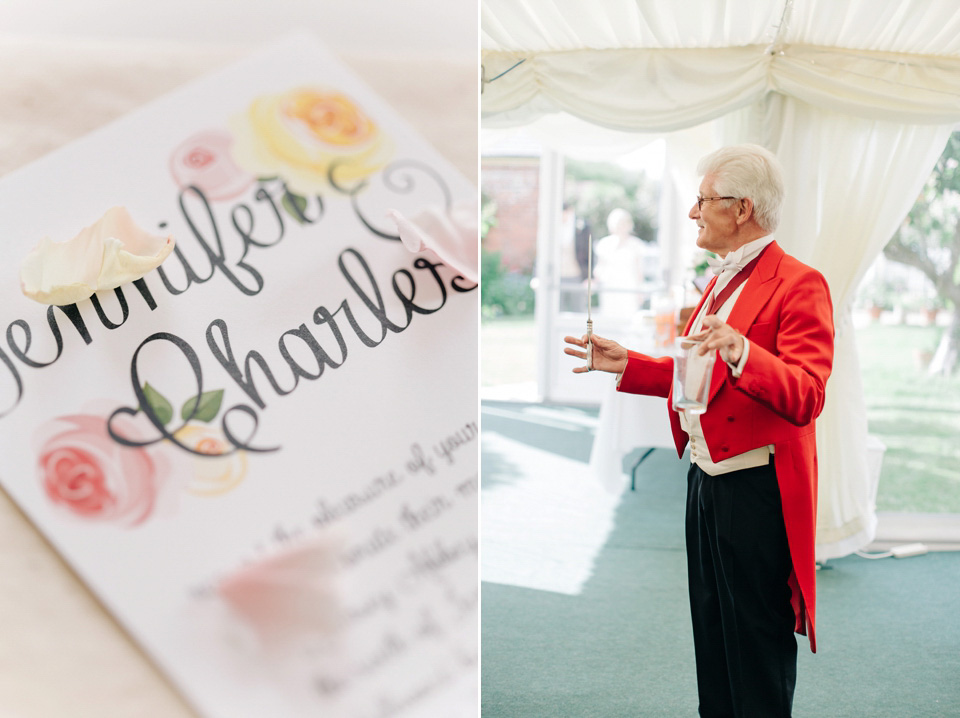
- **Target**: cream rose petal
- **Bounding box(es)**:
[20,206,175,306]
[389,198,479,283]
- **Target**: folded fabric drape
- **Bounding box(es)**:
[482,45,960,130]
[723,97,954,560]
[482,0,960,129]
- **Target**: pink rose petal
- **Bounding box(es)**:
[389,199,478,283]
[218,533,343,646]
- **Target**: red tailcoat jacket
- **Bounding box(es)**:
[617,242,834,652]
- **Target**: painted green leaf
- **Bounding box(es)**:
[142,383,173,426]
[181,389,224,423]
[281,192,309,224]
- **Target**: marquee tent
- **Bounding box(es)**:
[480,0,960,559]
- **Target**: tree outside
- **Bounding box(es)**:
[883,131,960,375]
[563,159,660,247]
[480,190,536,318]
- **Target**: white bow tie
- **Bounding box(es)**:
[706,255,747,276]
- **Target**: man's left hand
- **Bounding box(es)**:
[689,315,744,364]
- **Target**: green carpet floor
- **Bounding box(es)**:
[481,404,960,717]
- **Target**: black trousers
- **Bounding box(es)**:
[685,460,798,718]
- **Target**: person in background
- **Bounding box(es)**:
[559,201,592,312]
[593,207,658,317]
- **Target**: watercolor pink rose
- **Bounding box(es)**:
[36,386,247,528]
[37,413,171,527]
[169,129,255,201]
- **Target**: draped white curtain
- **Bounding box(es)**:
[721,97,954,559]
[481,0,960,558]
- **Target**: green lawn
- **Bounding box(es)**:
[480,316,538,387]
[481,316,960,512]
[856,322,960,512]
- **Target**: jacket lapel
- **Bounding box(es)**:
[681,275,717,337]
[707,241,784,400]
[725,241,784,334]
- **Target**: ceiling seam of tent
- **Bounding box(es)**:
[764,0,795,56]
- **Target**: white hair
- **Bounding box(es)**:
[606,208,634,234]
[697,144,785,232]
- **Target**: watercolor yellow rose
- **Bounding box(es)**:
[229,87,392,195]
[173,423,248,496]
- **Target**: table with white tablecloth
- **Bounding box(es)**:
[588,326,677,495]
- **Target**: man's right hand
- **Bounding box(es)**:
[563,334,628,374]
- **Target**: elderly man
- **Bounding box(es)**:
[565,144,834,718]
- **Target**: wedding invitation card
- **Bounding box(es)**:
[0,34,477,717]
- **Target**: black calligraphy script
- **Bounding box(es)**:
[0,160,475,454]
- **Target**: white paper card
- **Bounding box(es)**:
[0,34,477,718]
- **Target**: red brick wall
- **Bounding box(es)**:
[481,158,539,273]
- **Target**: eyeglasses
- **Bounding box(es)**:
[696,195,739,210]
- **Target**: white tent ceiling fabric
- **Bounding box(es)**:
[481,0,960,560]
[483,0,960,53]
[482,0,960,129]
